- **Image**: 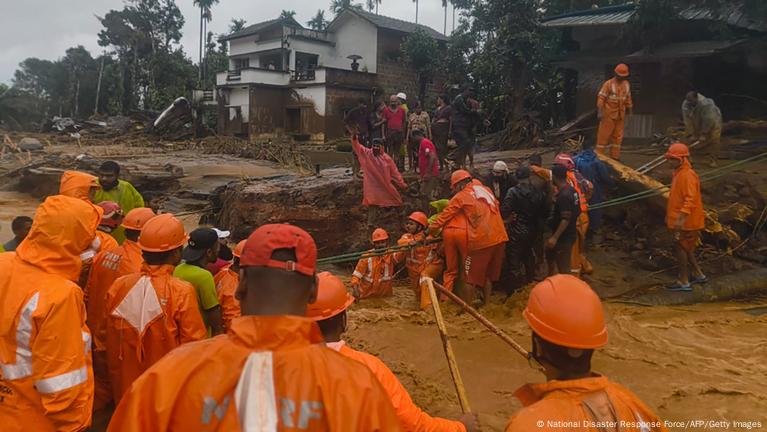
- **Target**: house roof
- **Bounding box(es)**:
[625,39,747,61]
[332,9,449,41]
[221,16,302,41]
[542,3,767,32]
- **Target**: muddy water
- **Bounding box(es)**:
[345,286,767,431]
[0,191,42,245]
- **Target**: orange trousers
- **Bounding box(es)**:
[571,212,593,276]
[442,227,467,294]
[93,349,112,411]
[597,116,625,159]
[418,261,445,311]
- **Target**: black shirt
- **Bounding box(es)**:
[550,185,580,243]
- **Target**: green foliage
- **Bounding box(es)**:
[229,18,247,33]
[307,10,329,30]
[401,28,439,103]
[280,10,297,20]
[0,86,40,130]
[330,0,363,16]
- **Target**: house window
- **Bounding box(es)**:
[234,58,250,71]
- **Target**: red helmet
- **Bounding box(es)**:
[96,201,123,228]
[408,211,428,228]
[306,272,354,321]
[524,275,608,349]
[371,228,389,243]
[614,63,630,77]
[554,153,575,170]
[450,169,472,189]
[665,143,690,160]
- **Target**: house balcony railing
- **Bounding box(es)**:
[291,68,317,82]
[284,27,333,44]
[217,67,291,87]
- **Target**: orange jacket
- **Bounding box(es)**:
[506,375,667,431]
[597,78,633,120]
[330,341,465,432]
[85,239,144,351]
[97,230,119,253]
[666,159,705,230]
[108,316,401,431]
[0,195,100,432]
[352,252,403,299]
[396,232,439,289]
[567,171,590,213]
[430,180,508,252]
[214,266,241,332]
[59,170,98,200]
[531,165,552,182]
[104,264,207,403]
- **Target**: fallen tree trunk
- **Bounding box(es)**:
[628,268,767,305]
[597,155,738,244]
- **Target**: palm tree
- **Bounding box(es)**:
[442,0,448,34]
[280,10,297,20]
[330,0,363,16]
[307,10,329,30]
[365,0,382,14]
[413,0,419,23]
[229,18,247,33]
[193,0,220,83]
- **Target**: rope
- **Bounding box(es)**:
[317,238,442,265]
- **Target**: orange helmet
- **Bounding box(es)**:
[138,214,187,252]
[614,63,629,77]
[122,207,157,231]
[408,211,428,228]
[306,272,354,321]
[523,275,608,349]
[97,201,123,228]
[371,228,389,242]
[450,169,472,189]
[553,153,575,170]
[232,239,247,258]
[664,142,690,160]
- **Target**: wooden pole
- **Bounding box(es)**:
[637,140,700,174]
[427,278,545,372]
[426,278,471,413]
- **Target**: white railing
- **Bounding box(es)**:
[217,68,291,87]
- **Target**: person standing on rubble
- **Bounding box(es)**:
[546,164,580,275]
[94,161,145,245]
[309,271,479,432]
[574,140,613,242]
[664,143,706,292]
[412,128,440,200]
[596,63,633,160]
[407,102,432,171]
[351,132,408,228]
[383,94,408,168]
[485,161,516,202]
[529,154,553,275]
[554,153,593,276]
[505,275,667,431]
[682,91,723,167]
[451,85,481,169]
[108,224,401,431]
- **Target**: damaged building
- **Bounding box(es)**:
[543,3,767,140]
[216,10,447,143]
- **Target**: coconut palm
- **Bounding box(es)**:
[307,10,329,30]
[193,0,220,82]
[280,10,297,20]
[365,0,382,14]
[229,18,247,33]
[330,0,363,16]
[413,0,419,23]
[442,0,448,34]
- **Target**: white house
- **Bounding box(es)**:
[216,9,447,142]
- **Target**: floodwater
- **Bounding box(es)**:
[345,284,767,431]
[0,191,42,245]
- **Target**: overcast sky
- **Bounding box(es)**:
[1,0,454,85]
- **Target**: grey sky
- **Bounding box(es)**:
[1,0,454,85]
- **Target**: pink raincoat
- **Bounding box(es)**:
[352,136,407,207]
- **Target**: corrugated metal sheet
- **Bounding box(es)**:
[626,40,746,60]
[542,10,634,28]
[624,114,655,139]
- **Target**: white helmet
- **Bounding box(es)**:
[396,92,407,101]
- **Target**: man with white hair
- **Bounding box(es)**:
[485,160,517,201]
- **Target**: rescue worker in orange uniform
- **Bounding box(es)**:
[429,170,508,305]
[213,239,246,332]
[94,201,121,254]
[351,228,404,300]
[597,63,633,160]
[396,212,439,306]
[108,224,401,431]
[104,213,207,404]
[59,170,100,201]
[554,153,593,276]
[309,271,479,432]
[506,275,667,431]
[86,206,156,411]
[0,195,102,432]
[664,143,706,292]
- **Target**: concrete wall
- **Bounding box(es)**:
[229,87,251,121]
[249,87,287,137]
[230,38,282,57]
[294,87,326,116]
[332,16,378,73]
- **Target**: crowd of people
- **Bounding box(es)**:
[0,66,712,430]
